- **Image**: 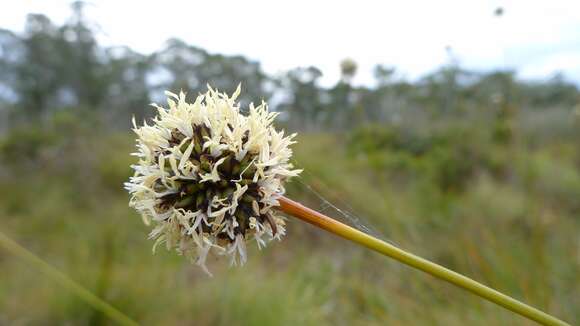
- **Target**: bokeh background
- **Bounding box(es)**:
[0,1,579,325]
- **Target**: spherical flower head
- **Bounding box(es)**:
[125,85,301,274]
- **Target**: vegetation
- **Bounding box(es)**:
[0,2,578,325]
[1,112,578,324]
[1,3,579,131]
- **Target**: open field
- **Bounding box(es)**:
[1,123,578,325]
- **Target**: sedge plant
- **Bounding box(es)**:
[126,86,568,325]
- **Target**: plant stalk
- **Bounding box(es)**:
[0,230,138,326]
[277,196,568,326]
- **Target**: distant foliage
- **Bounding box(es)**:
[0,109,99,166]
[0,2,578,132]
[347,123,507,193]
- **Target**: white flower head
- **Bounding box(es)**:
[125,85,301,273]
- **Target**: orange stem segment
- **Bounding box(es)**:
[277,196,567,326]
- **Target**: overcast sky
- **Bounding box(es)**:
[2,0,580,86]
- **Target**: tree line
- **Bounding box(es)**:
[0,2,578,131]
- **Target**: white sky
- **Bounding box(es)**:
[2,0,580,86]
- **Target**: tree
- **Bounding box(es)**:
[152,38,270,107]
[277,66,324,130]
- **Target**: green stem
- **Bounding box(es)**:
[278,196,569,326]
[0,230,139,326]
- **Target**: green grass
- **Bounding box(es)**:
[0,128,578,325]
